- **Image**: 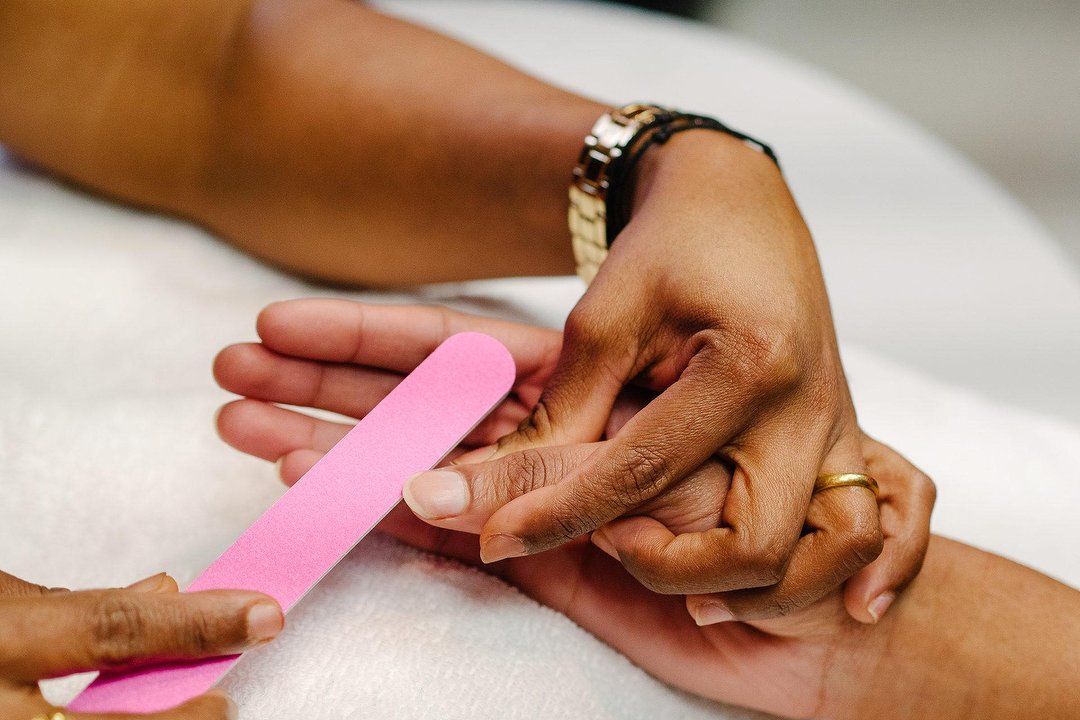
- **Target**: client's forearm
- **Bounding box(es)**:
[0,0,600,284]
[826,537,1080,720]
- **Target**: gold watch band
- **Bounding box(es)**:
[568,104,667,283]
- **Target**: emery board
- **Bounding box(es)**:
[69,332,516,713]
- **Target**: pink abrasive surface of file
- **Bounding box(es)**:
[68,332,516,713]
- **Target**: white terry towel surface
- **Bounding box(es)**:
[1,155,1078,720]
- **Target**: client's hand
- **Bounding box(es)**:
[0,570,283,719]
[214,300,933,624]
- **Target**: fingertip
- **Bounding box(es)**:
[212,343,247,389]
[479,533,526,563]
[403,470,469,520]
[449,444,497,465]
[602,515,669,551]
[279,449,324,486]
[185,691,238,720]
[686,596,735,626]
[590,528,619,560]
[255,299,292,342]
[245,600,285,643]
[216,399,280,458]
[842,571,896,624]
[215,399,253,444]
[867,591,896,623]
[125,572,175,593]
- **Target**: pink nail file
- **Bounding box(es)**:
[68,332,515,713]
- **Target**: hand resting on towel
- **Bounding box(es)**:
[215,300,934,626]
[214,299,1080,720]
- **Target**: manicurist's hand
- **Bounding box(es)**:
[214,300,934,624]
[463,132,897,612]
[0,570,283,719]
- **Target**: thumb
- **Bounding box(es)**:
[495,304,634,455]
[403,443,600,536]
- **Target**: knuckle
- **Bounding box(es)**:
[563,303,604,345]
[510,401,555,446]
[702,325,801,396]
[562,304,627,364]
[735,534,792,586]
[612,443,673,507]
[762,591,806,619]
[805,369,845,420]
[501,448,559,496]
[547,492,605,542]
[88,594,148,668]
[844,517,885,569]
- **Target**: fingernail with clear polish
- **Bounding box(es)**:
[480,534,527,563]
[246,601,284,644]
[403,470,469,520]
[126,572,170,593]
[867,591,896,623]
[693,603,735,626]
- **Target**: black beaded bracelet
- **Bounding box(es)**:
[603,112,779,246]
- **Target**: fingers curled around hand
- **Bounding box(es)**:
[680,480,883,624]
[841,436,936,624]
[679,437,934,626]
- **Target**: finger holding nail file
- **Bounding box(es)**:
[69,332,516,714]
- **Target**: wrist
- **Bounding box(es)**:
[819,537,1080,720]
[629,129,783,219]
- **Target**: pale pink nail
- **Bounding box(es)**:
[403,470,469,519]
[693,603,735,626]
[867,591,896,623]
[246,602,284,643]
[480,534,526,563]
[125,572,170,593]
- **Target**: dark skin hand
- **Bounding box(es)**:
[214,300,935,624]
[0,571,282,720]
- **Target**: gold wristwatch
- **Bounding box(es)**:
[568,103,668,283]
[568,103,778,283]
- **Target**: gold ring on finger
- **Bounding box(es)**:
[814,472,879,497]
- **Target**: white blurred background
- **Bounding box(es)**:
[617,0,1080,267]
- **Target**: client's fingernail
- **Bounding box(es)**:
[452,444,498,465]
[693,603,735,626]
[246,601,284,643]
[126,572,170,593]
[867,591,896,623]
[590,529,618,560]
[403,470,469,520]
[480,534,526,563]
